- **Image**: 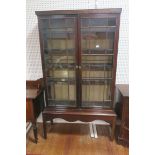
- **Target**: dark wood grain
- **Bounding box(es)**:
[37,17,49,107]
[111,14,121,108]
[26,99,35,122]
[77,14,82,107]
[116,84,129,146]
[35,9,122,141]
[35,8,122,16]
[26,79,45,143]
[26,78,43,90]
[26,98,38,143]
[42,107,116,140]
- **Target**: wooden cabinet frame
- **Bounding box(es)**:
[36,9,122,140]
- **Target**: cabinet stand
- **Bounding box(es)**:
[42,107,116,140]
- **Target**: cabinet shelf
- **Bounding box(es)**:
[82,79,112,85]
[82,101,112,108]
[47,100,112,108]
[47,77,76,84]
[43,31,74,39]
[46,77,112,84]
[43,30,74,33]
[81,26,116,29]
[82,53,113,56]
[46,62,113,71]
[46,63,112,70]
[48,100,76,106]
[82,48,113,55]
[47,63,75,69]
[82,63,113,70]
[44,48,75,55]
[42,27,74,30]
[82,77,112,80]
[81,27,115,32]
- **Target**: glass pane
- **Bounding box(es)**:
[47,82,76,107]
[81,17,115,108]
[82,70,112,78]
[81,32,115,51]
[81,18,116,27]
[40,18,49,29]
[47,39,74,49]
[48,70,75,78]
[82,84,111,107]
[46,55,75,63]
[50,17,75,28]
[40,15,77,107]
[82,55,113,64]
[82,84,111,101]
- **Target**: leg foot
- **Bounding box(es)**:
[111,117,116,141]
[32,123,38,143]
[43,118,47,139]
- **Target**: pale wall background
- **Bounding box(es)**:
[26,0,128,84]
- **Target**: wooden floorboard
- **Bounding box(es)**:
[26,123,129,155]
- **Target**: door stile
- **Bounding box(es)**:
[75,14,80,108]
[77,14,82,108]
[111,15,121,108]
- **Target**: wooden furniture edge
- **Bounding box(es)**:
[35,8,122,16]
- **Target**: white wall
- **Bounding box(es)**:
[26,0,128,84]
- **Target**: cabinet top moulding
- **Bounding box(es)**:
[35,8,122,16]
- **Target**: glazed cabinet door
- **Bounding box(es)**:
[80,14,116,108]
[39,15,78,107]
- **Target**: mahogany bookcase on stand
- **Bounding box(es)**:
[35,9,122,140]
